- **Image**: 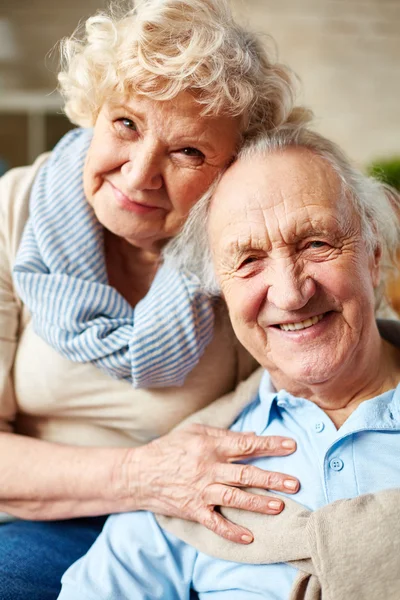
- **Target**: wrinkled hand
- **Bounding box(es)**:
[128,423,298,544]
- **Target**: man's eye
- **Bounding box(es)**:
[308,241,327,249]
[180,147,205,159]
[240,256,259,267]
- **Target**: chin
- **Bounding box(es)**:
[290,370,334,387]
[95,204,143,238]
[270,352,346,388]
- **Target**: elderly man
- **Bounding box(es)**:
[58,128,400,600]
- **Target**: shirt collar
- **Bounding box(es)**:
[256,374,315,435]
[255,378,400,437]
[254,371,278,435]
[338,385,400,436]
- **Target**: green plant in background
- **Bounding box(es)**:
[367,157,400,316]
[367,158,400,191]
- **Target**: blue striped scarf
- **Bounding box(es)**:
[13,128,215,388]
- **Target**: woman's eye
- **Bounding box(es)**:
[118,118,137,131]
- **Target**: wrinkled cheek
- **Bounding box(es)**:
[83,152,102,201]
[162,211,184,239]
[227,308,265,359]
[178,181,208,213]
[241,279,269,326]
[85,174,104,204]
[223,281,268,348]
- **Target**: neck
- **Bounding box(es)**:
[270,328,400,428]
[104,229,161,266]
[104,229,161,307]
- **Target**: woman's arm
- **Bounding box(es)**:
[0,432,128,519]
[0,164,298,543]
[0,424,297,543]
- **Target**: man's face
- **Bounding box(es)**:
[209,147,381,389]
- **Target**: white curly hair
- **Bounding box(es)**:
[58,0,310,136]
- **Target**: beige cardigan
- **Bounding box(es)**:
[0,156,257,448]
[161,486,400,600]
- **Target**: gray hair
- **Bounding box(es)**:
[165,126,400,310]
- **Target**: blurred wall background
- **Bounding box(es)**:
[232,0,400,166]
[0,0,399,170]
[0,0,107,171]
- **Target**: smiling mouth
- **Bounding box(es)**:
[278,313,326,332]
[108,181,163,212]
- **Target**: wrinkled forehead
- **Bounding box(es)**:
[208,147,356,247]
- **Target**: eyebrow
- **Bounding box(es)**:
[109,102,146,121]
[223,238,268,261]
[297,226,334,238]
[222,223,340,257]
[109,102,218,152]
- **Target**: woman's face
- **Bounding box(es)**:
[84,91,240,251]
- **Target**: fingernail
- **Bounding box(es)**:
[268,500,283,511]
[282,439,296,449]
[241,534,253,543]
[284,479,298,491]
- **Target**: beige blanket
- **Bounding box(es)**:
[157,368,400,599]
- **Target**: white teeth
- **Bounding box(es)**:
[279,314,324,332]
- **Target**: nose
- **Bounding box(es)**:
[267,263,316,311]
[121,141,163,191]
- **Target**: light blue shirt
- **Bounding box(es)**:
[59,373,400,600]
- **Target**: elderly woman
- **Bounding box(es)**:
[0,0,311,598]
[57,127,400,599]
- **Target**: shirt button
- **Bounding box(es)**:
[314,422,325,433]
[329,458,344,471]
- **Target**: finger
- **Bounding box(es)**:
[207,430,297,459]
[198,507,255,545]
[214,463,299,493]
[206,483,285,515]
[188,424,296,455]
[186,424,296,457]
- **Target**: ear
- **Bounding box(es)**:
[370,243,382,288]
